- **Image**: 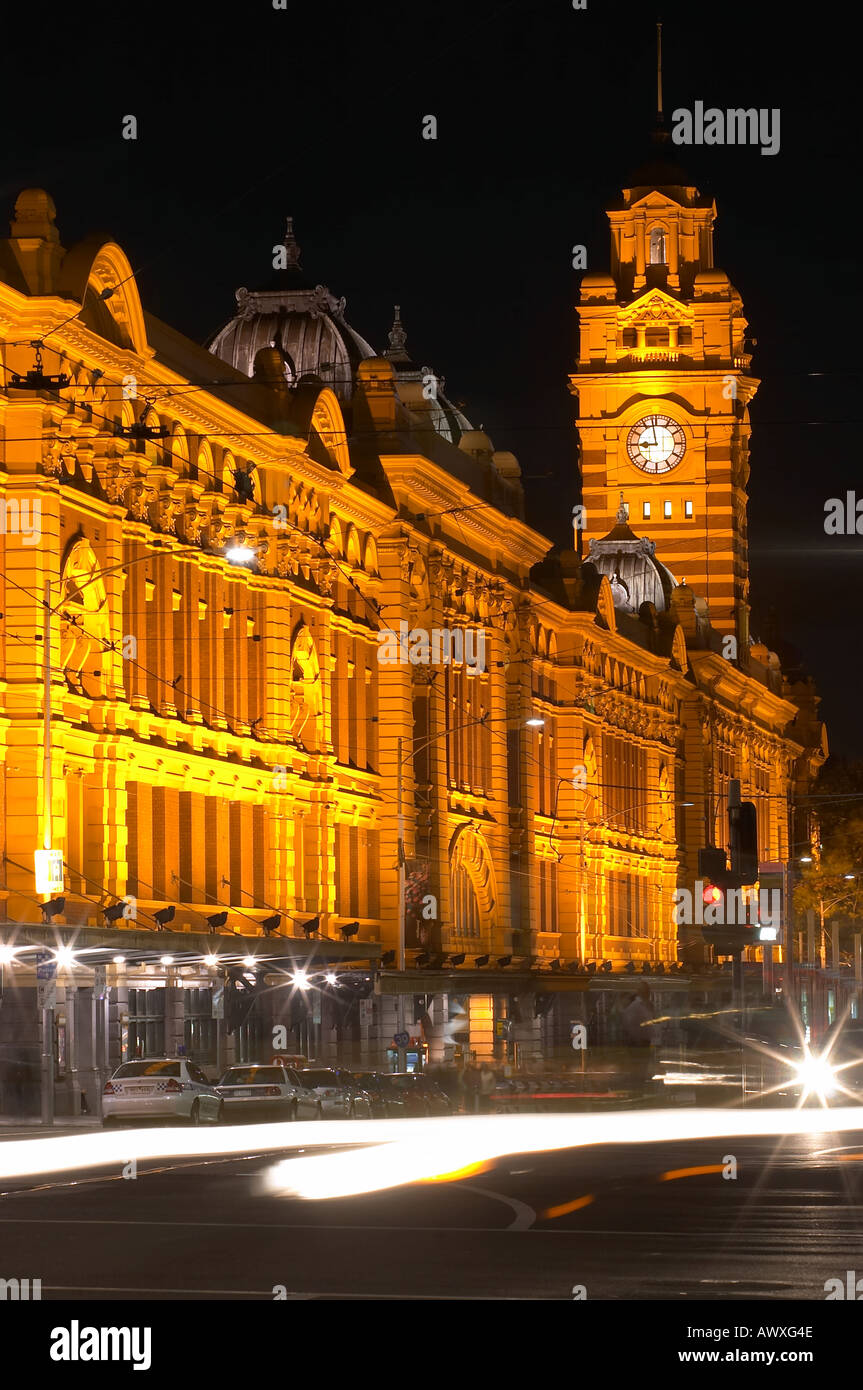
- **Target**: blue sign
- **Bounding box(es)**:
[36,961,57,981]
[393,1031,410,1047]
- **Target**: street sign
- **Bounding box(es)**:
[34,849,64,894]
[393,1031,409,1046]
[37,960,57,1011]
[93,965,107,1001]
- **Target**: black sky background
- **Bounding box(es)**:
[3,0,860,752]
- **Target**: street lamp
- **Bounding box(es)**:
[224,537,257,565]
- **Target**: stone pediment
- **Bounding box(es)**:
[627,188,688,212]
[618,288,693,327]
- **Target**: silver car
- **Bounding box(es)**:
[216,1064,301,1121]
[294,1067,358,1119]
[103,1058,223,1126]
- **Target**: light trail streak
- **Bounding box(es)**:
[1,1109,863,1202]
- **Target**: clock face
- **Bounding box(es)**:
[626,414,686,474]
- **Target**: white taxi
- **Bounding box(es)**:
[102,1058,223,1126]
[216,1063,302,1121]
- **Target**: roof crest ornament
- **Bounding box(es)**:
[282,217,302,271]
[386,304,410,361]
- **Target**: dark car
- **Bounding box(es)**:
[328,1068,375,1118]
[293,1067,373,1119]
[340,1071,407,1118]
[380,1073,453,1117]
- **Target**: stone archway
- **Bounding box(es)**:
[58,538,110,695]
[289,621,323,747]
[448,824,496,946]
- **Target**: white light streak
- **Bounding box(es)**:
[2,1110,863,1200]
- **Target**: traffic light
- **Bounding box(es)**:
[702,882,724,912]
[699,879,760,954]
[732,801,759,885]
[694,780,761,954]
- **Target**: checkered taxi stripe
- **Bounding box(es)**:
[112,1081,181,1093]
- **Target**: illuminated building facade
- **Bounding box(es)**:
[0,172,826,1108]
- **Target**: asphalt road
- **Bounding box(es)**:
[3,1122,863,1300]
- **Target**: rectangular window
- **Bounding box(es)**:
[642,501,651,520]
[663,500,672,519]
[127,987,166,1060]
[684,500,693,518]
[184,987,216,1065]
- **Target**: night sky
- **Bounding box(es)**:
[3,0,858,751]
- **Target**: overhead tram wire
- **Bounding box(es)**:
[0,382,390,637]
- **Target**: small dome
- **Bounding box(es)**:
[382,304,473,444]
[694,269,730,298]
[11,188,59,240]
[587,512,678,614]
[580,274,616,302]
[458,430,494,462]
[253,343,293,386]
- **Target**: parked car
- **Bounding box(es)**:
[216,1063,301,1122]
[340,1070,409,1118]
[379,1073,453,1116]
[294,1067,362,1119]
[102,1059,223,1127]
[328,1068,375,1118]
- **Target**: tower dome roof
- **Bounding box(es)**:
[208,218,377,402]
[587,504,678,614]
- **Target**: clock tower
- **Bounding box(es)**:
[570,154,758,648]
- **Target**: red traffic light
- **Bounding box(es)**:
[702,883,723,907]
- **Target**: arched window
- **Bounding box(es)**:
[649,225,668,265]
[448,825,496,945]
[452,859,481,939]
[289,622,323,749]
[59,539,110,696]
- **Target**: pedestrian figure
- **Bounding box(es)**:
[621,982,655,1092]
[462,1061,480,1114]
[479,1062,495,1113]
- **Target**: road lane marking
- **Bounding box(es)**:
[542,1194,595,1219]
[659,1164,726,1181]
[456,1183,537,1230]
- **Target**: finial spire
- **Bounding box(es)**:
[385,304,410,362]
[616,491,629,525]
[656,21,663,125]
[281,216,301,270]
